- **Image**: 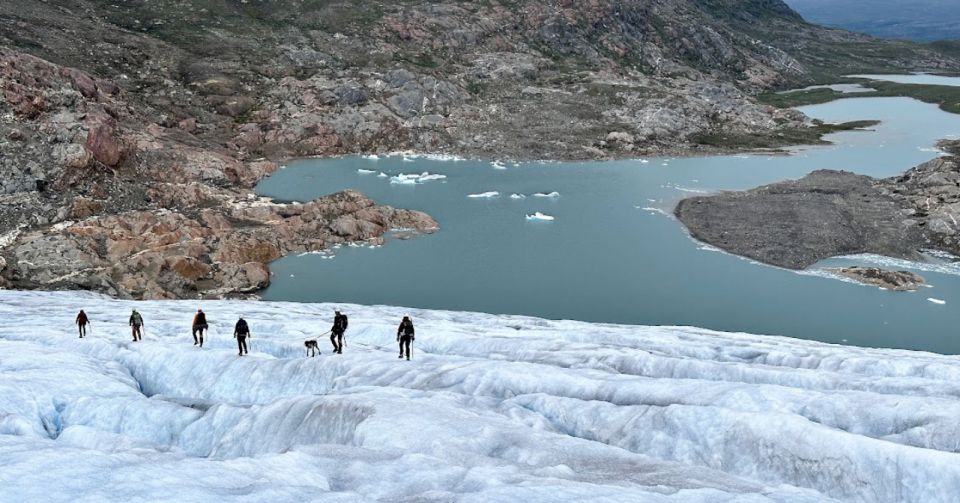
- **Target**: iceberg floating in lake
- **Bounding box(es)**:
[928,298,946,305]
[390,172,447,185]
[467,191,500,198]
[525,212,555,221]
[509,193,526,200]
[532,191,560,198]
[362,154,380,160]
[377,172,388,178]
[491,160,507,170]
[390,174,420,185]
[417,173,447,182]
[357,169,377,174]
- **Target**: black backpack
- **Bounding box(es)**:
[337,314,349,331]
[236,319,249,335]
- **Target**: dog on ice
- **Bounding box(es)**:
[304,339,320,357]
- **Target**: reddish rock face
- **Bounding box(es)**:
[3,82,44,118]
[28,190,439,298]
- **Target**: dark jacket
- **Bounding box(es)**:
[332,313,348,334]
[76,311,88,325]
[193,311,208,327]
[398,319,415,338]
[234,319,250,337]
[129,312,143,327]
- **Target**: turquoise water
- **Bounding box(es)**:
[849,73,960,87]
[256,96,960,354]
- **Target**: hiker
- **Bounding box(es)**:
[234,316,250,356]
[129,309,143,341]
[192,309,208,347]
[76,310,89,338]
[330,309,348,354]
[397,315,415,360]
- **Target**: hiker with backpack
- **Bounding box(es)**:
[234,316,250,356]
[192,309,208,347]
[330,309,348,354]
[397,315,415,360]
[76,310,89,338]
[129,309,144,341]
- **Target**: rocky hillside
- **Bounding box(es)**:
[0,0,956,299]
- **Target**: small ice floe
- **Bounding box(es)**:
[377,172,388,178]
[532,191,560,198]
[928,298,946,305]
[639,207,669,216]
[421,153,466,162]
[491,160,508,170]
[390,172,447,184]
[418,173,447,182]
[402,156,415,162]
[362,154,380,160]
[357,169,377,174]
[526,212,555,221]
[468,191,500,198]
[390,174,420,185]
[640,159,650,164]
[510,193,526,200]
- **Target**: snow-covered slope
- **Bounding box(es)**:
[2,291,960,502]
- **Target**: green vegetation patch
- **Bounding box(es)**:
[692,120,881,150]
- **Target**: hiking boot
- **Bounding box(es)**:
[399,354,403,358]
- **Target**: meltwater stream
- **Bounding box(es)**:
[257,96,960,354]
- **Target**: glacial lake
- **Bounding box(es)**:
[257,95,960,354]
[848,73,960,87]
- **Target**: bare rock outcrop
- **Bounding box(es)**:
[675,140,960,272]
[828,267,925,291]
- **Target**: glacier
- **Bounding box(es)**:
[1,290,960,502]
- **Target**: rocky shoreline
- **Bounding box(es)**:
[675,140,960,279]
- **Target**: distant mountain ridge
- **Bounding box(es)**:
[785,0,960,42]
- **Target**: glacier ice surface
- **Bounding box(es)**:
[1,290,960,502]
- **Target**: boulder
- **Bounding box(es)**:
[84,116,123,166]
[68,69,98,99]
